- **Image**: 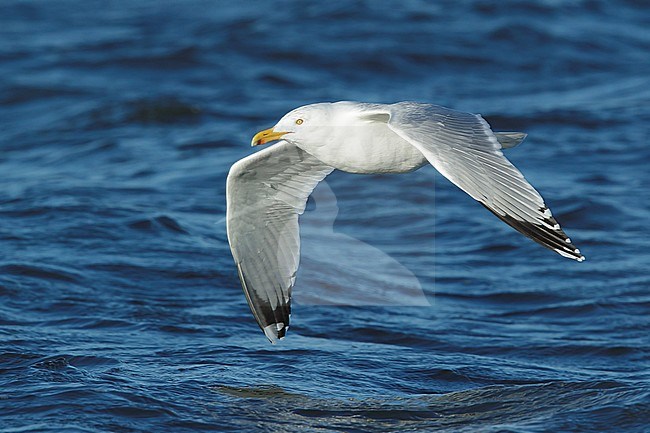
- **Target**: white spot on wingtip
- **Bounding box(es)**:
[542,221,558,230]
[263,323,284,344]
[565,238,571,243]
[264,324,278,344]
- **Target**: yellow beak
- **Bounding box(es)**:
[251,128,287,146]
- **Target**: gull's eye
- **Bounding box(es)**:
[295,119,303,125]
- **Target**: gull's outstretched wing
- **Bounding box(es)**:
[226,141,334,343]
[380,102,584,261]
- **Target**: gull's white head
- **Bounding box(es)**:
[251,103,336,147]
[250,102,426,174]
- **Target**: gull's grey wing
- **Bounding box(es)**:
[381,102,584,261]
[226,141,334,343]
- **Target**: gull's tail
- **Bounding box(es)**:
[495,132,527,149]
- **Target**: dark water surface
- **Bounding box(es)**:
[1,1,649,432]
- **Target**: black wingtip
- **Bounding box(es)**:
[236,263,292,342]
[481,204,585,261]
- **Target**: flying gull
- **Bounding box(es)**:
[226,101,584,343]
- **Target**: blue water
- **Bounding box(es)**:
[1,1,649,431]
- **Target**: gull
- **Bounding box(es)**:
[226,101,584,343]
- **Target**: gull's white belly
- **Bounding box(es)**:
[299,122,428,174]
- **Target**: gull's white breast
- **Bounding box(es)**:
[303,120,427,174]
